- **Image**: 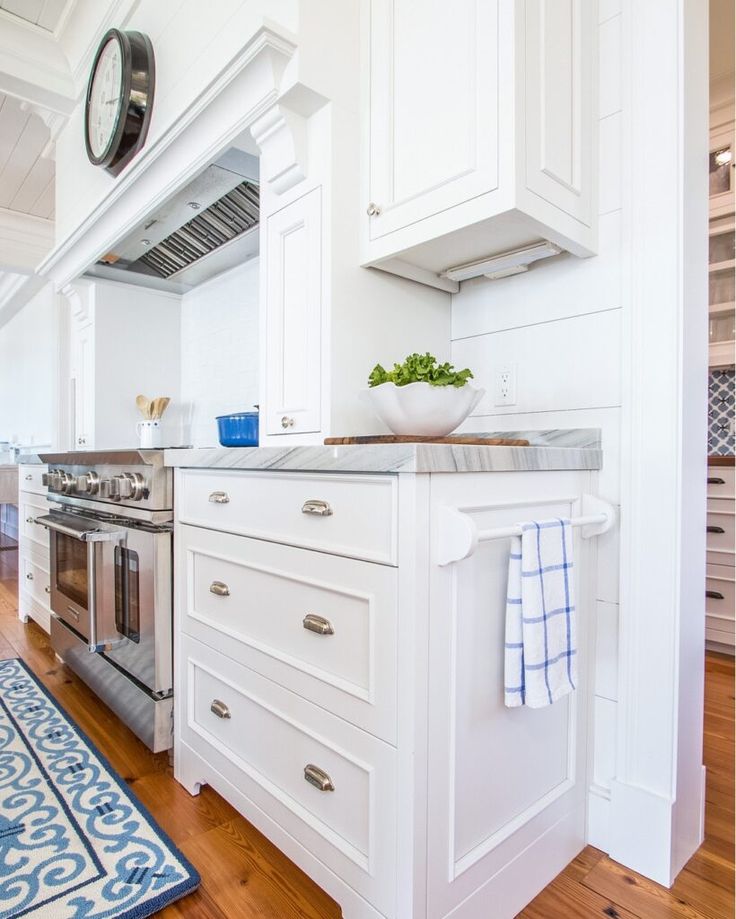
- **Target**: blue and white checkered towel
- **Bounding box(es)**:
[504,518,577,708]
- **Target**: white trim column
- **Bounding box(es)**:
[610,0,708,886]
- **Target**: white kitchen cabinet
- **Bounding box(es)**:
[70,317,95,449]
[173,460,602,918]
[17,463,51,634]
[263,188,323,436]
[362,0,597,292]
[64,279,182,450]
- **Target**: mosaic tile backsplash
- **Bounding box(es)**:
[709,369,735,455]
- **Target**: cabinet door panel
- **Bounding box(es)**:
[265,189,322,436]
[71,320,95,449]
[367,0,499,239]
[524,0,593,225]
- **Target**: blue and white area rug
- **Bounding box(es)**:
[0,658,199,918]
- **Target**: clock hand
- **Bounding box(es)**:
[104,98,120,105]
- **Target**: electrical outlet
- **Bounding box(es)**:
[494,364,517,406]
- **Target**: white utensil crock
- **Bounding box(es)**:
[136,420,162,448]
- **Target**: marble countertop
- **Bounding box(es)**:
[164,430,602,474]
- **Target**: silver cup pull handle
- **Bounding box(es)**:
[303,613,334,635]
[304,763,335,792]
[209,491,230,504]
[209,581,230,597]
[210,699,231,719]
[301,499,333,517]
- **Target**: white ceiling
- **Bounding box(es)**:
[0,94,54,219]
[0,0,70,33]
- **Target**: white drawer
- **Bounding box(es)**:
[179,525,397,743]
[177,469,398,565]
[180,637,397,916]
[19,494,50,552]
[18,589,51,634]
[705,566,735,621]
[706,510,734,553]
[707,466,735,498]
[18,464,48,497]
[20,554,51,609]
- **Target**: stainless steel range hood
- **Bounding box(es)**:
[85,148,260,293]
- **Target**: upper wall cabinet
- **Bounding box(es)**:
[362,0,597,292]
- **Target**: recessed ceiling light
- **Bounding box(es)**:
[187,201,201,210]
[141,239,151,245]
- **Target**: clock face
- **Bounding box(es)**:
[87,36,124,159]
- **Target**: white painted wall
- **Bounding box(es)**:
[180,259,260,447]
[0,282,58,448]
[451,1,624,849]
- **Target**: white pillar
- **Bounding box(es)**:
[611,0,709,886]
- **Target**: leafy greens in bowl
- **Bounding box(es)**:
[363,353,483,436]
[368,352,473,388]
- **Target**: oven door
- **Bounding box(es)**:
[37,512,173,696]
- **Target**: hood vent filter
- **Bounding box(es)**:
[135,180,259,279]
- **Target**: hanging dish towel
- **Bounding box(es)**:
[504,518,577,708]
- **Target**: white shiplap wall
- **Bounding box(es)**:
[451,2,623,848]
[180,258,260,447]
[0,94,54,219]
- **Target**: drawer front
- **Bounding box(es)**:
[181,637,397,915]
[21,554,51,609]
[706,510,734,553]
[178,469,398,565]
[19,464,48,496]
[707,467,735,499]
[705,567,735,621]
[179,525,397,742]
[20,495,50,552]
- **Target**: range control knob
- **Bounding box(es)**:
[51,471,74,494]
[76,472,100,495]
[99,478,115,499]
[117,472,145,501]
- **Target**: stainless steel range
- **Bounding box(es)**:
[37,450,173,752]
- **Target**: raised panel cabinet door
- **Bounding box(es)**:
[366,0,499,240]
[265,188,322,436]
[71,319,95,449]
[524,0,594,225]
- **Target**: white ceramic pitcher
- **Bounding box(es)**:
[136,420,162,448]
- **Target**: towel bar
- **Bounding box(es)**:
[436,494,616,566]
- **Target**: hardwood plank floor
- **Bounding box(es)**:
[0,547,732,918]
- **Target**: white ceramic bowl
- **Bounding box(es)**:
[361,382,485,437]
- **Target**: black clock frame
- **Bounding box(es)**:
[84,29,155,177]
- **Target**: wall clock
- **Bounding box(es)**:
[84,29,155,177]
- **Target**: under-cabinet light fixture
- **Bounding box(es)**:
[441,241,562,283]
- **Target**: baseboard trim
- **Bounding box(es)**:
[587,783,611,851]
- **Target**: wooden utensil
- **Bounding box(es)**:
[151,397,171,419]
[136,394,152,418]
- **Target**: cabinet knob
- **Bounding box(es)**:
[366,202,382,216]
[209,581,230,597]
[26,516,35,524]
[26,572,33,580]
[301,499,333,517]
[303,613,334,635]
[210,699,231,719]
[24,474,32,481]
[304,763,335,792]
[45,586,51,594]
[208,491,230,504]
[281,416,295,429]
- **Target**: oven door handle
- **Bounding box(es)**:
[35,514,125,544]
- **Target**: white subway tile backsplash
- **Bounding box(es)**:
[180,258,260,447]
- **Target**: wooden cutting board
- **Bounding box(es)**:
[324,435,530,446]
